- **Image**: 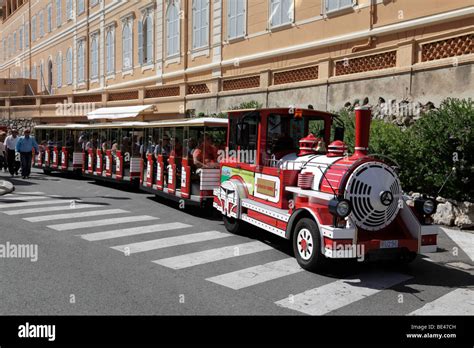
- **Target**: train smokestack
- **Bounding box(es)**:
[352,106,372,158]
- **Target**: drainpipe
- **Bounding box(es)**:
[351,0,376,53]
[86,0,90,91]
[183,0,189,116]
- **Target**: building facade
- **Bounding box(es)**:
[0,0,472,123]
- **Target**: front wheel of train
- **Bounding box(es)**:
[293,218,326,272]
[223,215,244,234]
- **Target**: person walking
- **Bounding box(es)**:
[4,129,20,177]
[0,131,7,172]
[15,129,39,179]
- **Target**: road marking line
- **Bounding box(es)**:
[48,215,158,231]
[2,204,103,215]
[442,228,474,262]
[206,258,304,290]
[79,222,191,241]
[153,241,274,269]
[0,199,79,209]
[24,209,129,222]
[1,195,61,201]
[111,231,230,254]
[274,271,412,315]
[409,288,474,315]
[8,191,45,195]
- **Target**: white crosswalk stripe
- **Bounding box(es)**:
[79,222,191,241]
[274,271,412,315]
[153,241,273,269]
[24,209,129,222]
[206,258,304,290]
[409,288,474,315]
[442,228,474,262]
[2,204,103,215]
[48,215,158,231]
[0,199,78,209]
[9,191,45,195]
[111,231,231,254]
[1,195,60,200]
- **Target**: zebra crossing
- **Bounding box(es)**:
[1,190,473,316]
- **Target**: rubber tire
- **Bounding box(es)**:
[223,215,245,234]
[43,168,52,175]
[292,218,327,272]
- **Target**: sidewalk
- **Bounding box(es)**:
[0,178,14,195]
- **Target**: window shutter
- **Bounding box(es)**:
[138,20,143,65]
[146,17,153,62]
[270,0,281,27]
[56,0,61,26]
[283,0,292,23]
[237,0,245,37]
[192,1,199,49]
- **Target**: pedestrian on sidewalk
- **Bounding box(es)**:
[0,131,7,172]
[15,129,39,179]
[4,128,20,177]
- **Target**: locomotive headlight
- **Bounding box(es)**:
[329,198,352,218]
[415,198,436,215]
[423,199,436,215]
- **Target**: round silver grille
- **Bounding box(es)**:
[344,161,401,231]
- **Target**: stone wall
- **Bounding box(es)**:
[0,118,38,134]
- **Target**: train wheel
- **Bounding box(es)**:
[223,215,244,234]
[293,218,326,272]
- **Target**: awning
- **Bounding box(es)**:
[86,105,154,120]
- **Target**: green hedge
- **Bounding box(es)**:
[335,98,473,201]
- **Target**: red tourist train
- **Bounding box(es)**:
[33,107,440,271]
[213,107,440,271]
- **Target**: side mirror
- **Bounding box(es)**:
[334,126,345,141]
[236,122,250,147]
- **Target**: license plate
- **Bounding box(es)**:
[380,239,398,249]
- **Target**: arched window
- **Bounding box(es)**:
[91,35,98,79]
[166,2,180,58]
[139,13,153,65]
[77,41,85,82]
[25,22,29,48]
[56,53,62,87]
[19,26,23,51]
[31,16,36,41]
[122,22,132,70]
[66,0,73,20]
[39,10,44,37]
[192,0,209,49]
[106,29,115,74]
[227,0,246,39]
[56,0,62,27]
[47,4,53,32]
[66,48,73,84]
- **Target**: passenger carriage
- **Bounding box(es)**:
[213,107,440,271]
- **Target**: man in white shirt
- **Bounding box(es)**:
[4,129,20,176]
[0,131,7,172]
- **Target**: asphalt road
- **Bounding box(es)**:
[0,168,473,316]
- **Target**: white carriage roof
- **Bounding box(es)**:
[86,105,154,120]
[34,118,228,130]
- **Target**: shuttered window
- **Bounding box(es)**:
[227,0,245,39]
[66,48,73,84]
[192,0,209,49]
[56,0,62,27]
[106,30,115,74]
[56,53,62,87]
[122,22,133,70]
[66,0,73,20]
[166,2,180,57]
[77,41,85,82]
[325,0,353,13]
[269,0,293,28]
[91,35,99,79]
[47,4,53,33]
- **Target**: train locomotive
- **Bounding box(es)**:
[213,106,440,271]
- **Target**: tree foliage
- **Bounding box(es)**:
[335,98,473,201]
